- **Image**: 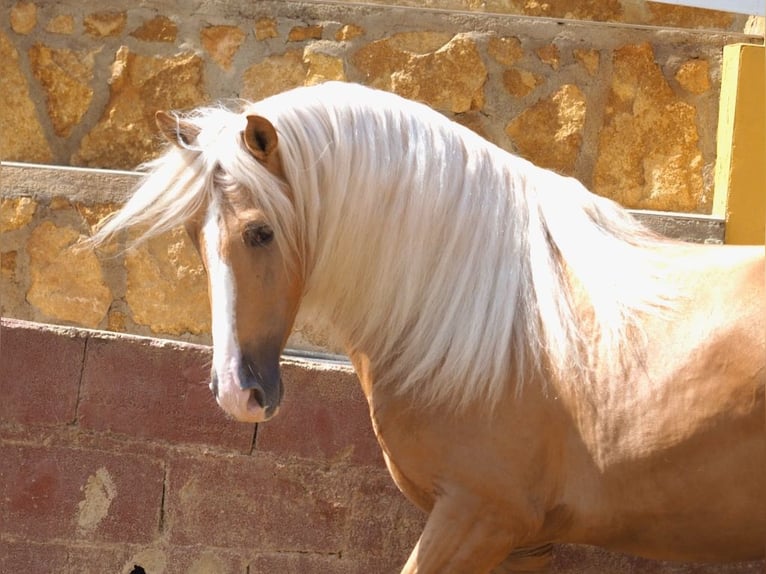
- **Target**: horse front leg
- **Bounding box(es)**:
[400,492,519,574]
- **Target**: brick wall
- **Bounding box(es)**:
[1,318,763,573]
[0,318,423,573]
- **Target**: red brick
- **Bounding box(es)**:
[345,467,423,566]
[164,547,247,574]
[0,318,84,426]
[256,359,384,466]
[0,444,164,544]
[0,540,131,573]
[78,332,255,452]
[249,552,360,573]
[165,451,351,552]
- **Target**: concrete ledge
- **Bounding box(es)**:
[0,162,727,351]
[1,318,762,572]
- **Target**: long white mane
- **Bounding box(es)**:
[95,82,676,409]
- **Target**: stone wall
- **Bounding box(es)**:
[0,163,725,348]
[0,0,759,213]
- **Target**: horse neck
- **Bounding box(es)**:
[292,126,542,408]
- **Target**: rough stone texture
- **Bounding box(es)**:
[515,0,623,21]
[1,1,746,209]
[0,3,753,338]
[200,25,246,70]
[0,197,37,232]
[130,15,178,43]
[594,43,705,212]
[0,321,85,426]
[574,48,600,76]
[242,50,307,101]
[83,10,127,38]
[536,43,561,69]
[503,67,543,98]
[304,47,347,85]
[26,221,112,328]
[646,3,735,29]
[0,32,52,163]
[335,24,364,42]
[506,84,587,175]
[45,14,75,35]
[9,1,37,35]
[254,17,278,41]
[28,44,96,137]
[288,24,323,42]
[675,58,710,95]
[78,333,253,451]
[73,47,206,169]
[125,228,210,336]
[353,33,487,113]
[487,36,523,66]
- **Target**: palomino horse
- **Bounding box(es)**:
[93,82,765,572]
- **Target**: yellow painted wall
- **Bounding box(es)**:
[713,43,766,245]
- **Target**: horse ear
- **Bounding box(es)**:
[155,110,199,147]
[243,115,278,162]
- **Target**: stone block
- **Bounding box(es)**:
[594,43,705,212]
[0,196,37,232]
[10,1,37,35]
[242,50,306,101]
[288,25,323,42]
[304,48,346,85]
[344,467,424,564]
[78,332,255,452]
[503,67,542,98]
[487,36,523,67]
[124,228,210,336]
[574,48,600,76]
[130,16,178,42]
[166,453,351,552]
[0,541,131,573]
[254,17,278,41]
[335,24,364,42]
[74,47,206,169]
[646,3,735,29]
[83,10,127,38]
[353,33,486,113]
[0,444,164,543]
[0,319,84,426]
[249,553,360,573]
[26,221,112,328]
[201,25,246,70]
[0,32,52,163]
[45,14,74,35]
[675,58,710,95]
[28,43,96,137]
[256,359,383,466]
[506,83,586,175]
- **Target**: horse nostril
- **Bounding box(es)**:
[248,386,266,410]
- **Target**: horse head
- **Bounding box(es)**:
[156,111,303,423]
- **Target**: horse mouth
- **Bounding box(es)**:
[209,360,283,423]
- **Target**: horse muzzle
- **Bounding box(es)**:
[209,354,283,423]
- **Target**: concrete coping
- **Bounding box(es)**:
[1,161,725,244]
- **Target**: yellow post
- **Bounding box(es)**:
[713,43,766,245]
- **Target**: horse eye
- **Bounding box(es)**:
[243,223,274,247]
